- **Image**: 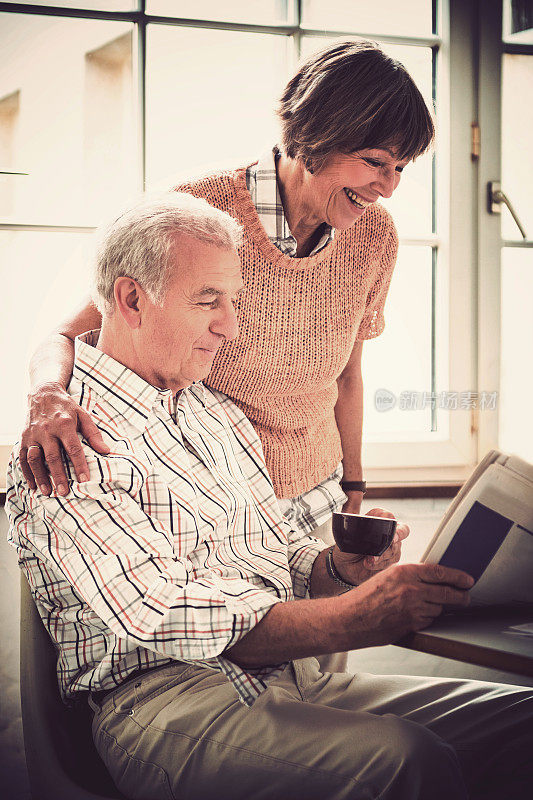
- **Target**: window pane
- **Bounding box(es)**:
[0,13,137,224]
[362,245,433,439]
[502,55,533,239]
[302,0,433,37]
[8,1,137,9]
[503,0,533,43]
[147,1,291,24]
[499,247,533,462]
[0,230,93,443]
[146,27,289,186]
[300,37,433,238]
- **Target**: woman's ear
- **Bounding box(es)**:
[113,277,143,329]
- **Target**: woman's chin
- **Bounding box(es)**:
[333,207,367,229]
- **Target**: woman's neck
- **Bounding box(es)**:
[276,153,326,257]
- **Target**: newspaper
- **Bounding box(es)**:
[422,451,533,607]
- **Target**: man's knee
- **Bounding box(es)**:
[363,715,467,800]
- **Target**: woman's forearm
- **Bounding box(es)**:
[29,333,76,391]
[335,373,364,481]
[29,298,102,390]
[335,341,365,513]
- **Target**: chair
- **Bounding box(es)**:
[19,573,125,800]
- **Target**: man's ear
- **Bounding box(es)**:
[113,277,144,329]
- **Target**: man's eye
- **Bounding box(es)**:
[198,300,217,308]
[364,158,382,168]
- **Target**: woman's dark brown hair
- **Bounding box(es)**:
[278,39,435,172]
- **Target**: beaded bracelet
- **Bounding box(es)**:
[325,546,357,592]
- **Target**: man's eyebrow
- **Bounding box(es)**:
[194,286,223,298]
[192,285,245,299]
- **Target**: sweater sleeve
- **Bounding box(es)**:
[356,211,399,341]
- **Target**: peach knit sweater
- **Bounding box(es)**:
[174,164,398,498]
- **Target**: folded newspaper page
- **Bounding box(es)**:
[422,451,533,606]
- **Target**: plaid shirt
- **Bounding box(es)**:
[246,147,345,532]
[6,332,327,707]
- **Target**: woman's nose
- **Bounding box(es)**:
[374,167,399,198]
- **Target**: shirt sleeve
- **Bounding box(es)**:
[287,530,329,599]
[356,211,399,341]
[7,452,282,664]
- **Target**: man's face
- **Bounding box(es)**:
[138,234,243,392]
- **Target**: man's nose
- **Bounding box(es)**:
[212,301,239,342]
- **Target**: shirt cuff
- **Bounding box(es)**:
[288,536,330,599]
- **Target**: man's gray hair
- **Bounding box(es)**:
[93,192,242,315]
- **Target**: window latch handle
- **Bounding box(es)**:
[488,181,527,239]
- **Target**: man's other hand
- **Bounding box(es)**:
[333,508,410,585]
[343,562,474,648]
[20,383,110,496]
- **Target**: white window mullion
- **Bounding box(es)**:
[476,0,503,459]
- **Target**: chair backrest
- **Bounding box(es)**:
[19,573,125,800]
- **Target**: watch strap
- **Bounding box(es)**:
[340,480,367,493]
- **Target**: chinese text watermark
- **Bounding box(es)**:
[374,389,498,412]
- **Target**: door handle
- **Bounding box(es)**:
[488,181,527,239]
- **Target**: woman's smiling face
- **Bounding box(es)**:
[307,148,410,229]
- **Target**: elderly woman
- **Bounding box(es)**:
[21,41,432,670]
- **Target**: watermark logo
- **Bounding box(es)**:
[374,388,397,412]
[374,389,498,412]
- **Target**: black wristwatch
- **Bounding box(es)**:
[340,480,367,494]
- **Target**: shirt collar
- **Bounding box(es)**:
[246,145,335,257]
[73,331,205,432]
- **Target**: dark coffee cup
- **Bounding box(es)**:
[332,512,397,556]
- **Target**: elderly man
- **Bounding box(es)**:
[6,194,533,800]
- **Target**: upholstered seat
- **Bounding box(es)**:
[19,574,124,800]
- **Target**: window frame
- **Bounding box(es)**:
[0,0,511,486]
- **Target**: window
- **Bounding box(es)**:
[0,90,20,217]
[2,1,527,484]
[499,2,533,462]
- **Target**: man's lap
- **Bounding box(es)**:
[91,658,532,800]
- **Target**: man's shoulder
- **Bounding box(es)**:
[203,384,246,419]
[202,385,257,437]
[65,380,155,492]
[7,432,151,518]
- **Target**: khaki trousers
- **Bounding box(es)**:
[91,657,533,800]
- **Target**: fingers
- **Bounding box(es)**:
[25,440,55,496]
[78,409,110,455]
[60,435,90,486]
[412,613,442,631]
[19,446,37,491]
[366,507,395,520]
[41,438,70,495]
[422,583,471,607]
[396,523,410,541]
[365,538,401,571]
[417,562,475,589]
[366,508,409,542]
